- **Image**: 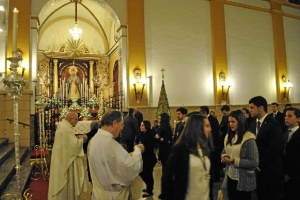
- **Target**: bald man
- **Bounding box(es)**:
[48,112,88,200]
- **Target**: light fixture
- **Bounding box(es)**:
[69,0,82,40]
[133,66,145,104]
[219,71,231,105]
[282,75,293,101]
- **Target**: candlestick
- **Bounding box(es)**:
[12,8,19,56]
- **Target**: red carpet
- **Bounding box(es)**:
[29,178,48,200]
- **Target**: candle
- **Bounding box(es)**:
[39,112,42,133]
[41,112,44,131]
[110,88,113,96]
[85,81,87,99]
[66,83,68,99]
[173,120,177,131]
[12,8,19,56]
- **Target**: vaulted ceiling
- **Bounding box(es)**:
[37,0,120,55]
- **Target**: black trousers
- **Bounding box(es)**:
[140,160,156,193]
[227,176,251,200]
[256,173,282,200]
[282,178,300,200]
[121,139,134,153]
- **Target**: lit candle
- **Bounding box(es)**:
[173,120,177,131]
[12,8,19,56]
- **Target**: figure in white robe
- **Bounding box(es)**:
[48,112,88,200]
[88,110,144,200]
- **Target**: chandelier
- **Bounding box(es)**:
[69,0,82,40]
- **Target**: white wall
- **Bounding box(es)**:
[144,0,213,107]
[284,17,300,103]
[225,5,276,105]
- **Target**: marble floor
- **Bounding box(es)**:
[81,163,225,200]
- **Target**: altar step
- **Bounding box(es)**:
[0,138,32,198]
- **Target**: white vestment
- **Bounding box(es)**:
[48,119,87,200]
[88,129,143,200]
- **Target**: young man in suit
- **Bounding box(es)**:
[121,108,140,152]
[248,96,284,200]
[173,107,188,143]
[219,105,230,154]
[269,102,286,130]
[282,107,300,200]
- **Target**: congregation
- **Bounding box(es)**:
[47,96,300,200]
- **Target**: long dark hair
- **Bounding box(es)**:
[159,112,172,131]
[178,114,209,156]
[142,120,152,132]
[227,110,246,145]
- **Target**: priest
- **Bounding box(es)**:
[48,112,88,200]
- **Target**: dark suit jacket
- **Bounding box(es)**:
[249,114,284,178]
[219,115,228,151]
[208,115,220,151]
[134,111,143,127]
[208,115,220,183]
[121,115,140,141]
[174,121,184,142]
[268,111,286,130]
[284,128,300,180]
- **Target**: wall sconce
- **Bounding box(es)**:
[219,71,231,105]
[133,66,145,104]
[282,75,293,101]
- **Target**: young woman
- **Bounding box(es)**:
[135,120,157,198]
[156,113,173,170]
[161,114,211,200]
[221,110,259,200]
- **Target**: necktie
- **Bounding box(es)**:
[256,121,261,135]
[273,113,276,118]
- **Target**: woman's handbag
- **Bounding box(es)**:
[217,167,228,200]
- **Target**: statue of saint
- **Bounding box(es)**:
[67,66,81,100]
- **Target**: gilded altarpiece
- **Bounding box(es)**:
[35,40,112,147]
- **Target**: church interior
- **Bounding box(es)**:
[0,0,299,199]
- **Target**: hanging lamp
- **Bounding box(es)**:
[69,0,82,40]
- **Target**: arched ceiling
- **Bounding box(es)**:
[38,0,120,55]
